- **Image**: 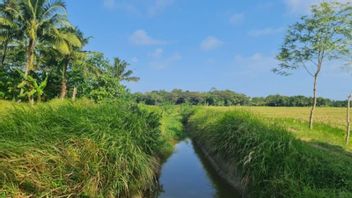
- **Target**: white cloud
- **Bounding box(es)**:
[235,53,278,71]
[234,53,278,74]
[229,13,245,25]
[129,30,167,46]
[150,48,164,58]
[148,0,174,16]
[248,27,285,37]
[131,57,139,63]
[149,52,182,69]
[285,0,350,15]
[102,0,175,16]
[200,36,223,51]
[103,0,116,9]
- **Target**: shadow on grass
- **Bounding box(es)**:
[307,140,352,158]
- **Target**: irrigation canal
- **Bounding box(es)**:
[156,138,242,198]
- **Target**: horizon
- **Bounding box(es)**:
[132,88,349,101]
[67,0,351,100]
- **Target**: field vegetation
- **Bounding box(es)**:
[204,106,350,150]
[0,100,181,197]
[188,108,352,197]
[0,0,351,197]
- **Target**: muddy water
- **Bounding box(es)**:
[156,138,241,198]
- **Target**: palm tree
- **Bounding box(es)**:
[112,58,140,82]
[4,0,82,100]
[55,28,85,99]
[0,0,22,67]
[13,0,73,77]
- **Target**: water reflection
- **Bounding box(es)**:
[154,138,241,198]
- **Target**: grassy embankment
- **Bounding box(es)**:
[188,107,352,197]
[0,100,183,197]
[205,106,350,151]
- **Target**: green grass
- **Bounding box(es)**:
[205,106,351,151]
[208,106,346,129]
[2,102,349,197]
[188,108,352,197]
[0,100,181,197]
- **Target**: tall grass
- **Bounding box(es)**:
[0,100,174,197]
[188,108,352,197]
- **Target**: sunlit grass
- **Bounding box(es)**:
[0,100,180,197]
[203,106,350,151]
[188,108,352,197]
[205,106,346,129]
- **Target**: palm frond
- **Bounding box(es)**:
[42,0,66,20]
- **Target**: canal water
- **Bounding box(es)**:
[156,138,241,198]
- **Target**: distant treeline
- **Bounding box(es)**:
[133,89,347,107]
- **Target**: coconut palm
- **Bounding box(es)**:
[3,0,83,100]
[12,0,73,77]
[0,0,22,67]
[112,58,140,82]
[55,28,85,99]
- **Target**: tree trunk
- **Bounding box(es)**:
[1,39,9,68]
[20,38,36,100]
[346,94,352,145]
[29,96,34,106]
[37,94,42,103]
[309,74,318,129]
[72,86,77,101]
[59,62,69,100]
[25,38,36,77]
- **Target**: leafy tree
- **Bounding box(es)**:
[274,2,352,129]
[78,52,134,101]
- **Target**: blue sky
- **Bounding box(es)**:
[67,0,351,100]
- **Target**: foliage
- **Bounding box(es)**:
[134,89,347,107]
[274,1,352,128]
[188,108,352,197]
[17,70,48,102]
[274,2,352,76]
[0,100,178,197]
[135,89,250,106]
[251,94,347,107]
[0,0,138,103]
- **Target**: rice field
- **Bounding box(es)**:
[201,106,350,151]
[205,106,346,129]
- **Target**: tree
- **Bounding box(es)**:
[11,0,73,77]
[17,70,48,104]
[0,0,22,68]
[111,58,140,82]
[54,28,84,99]
[274,2,352,129]
[346,94,352,145]
[0,0,138,102]
[77,52,132,101]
